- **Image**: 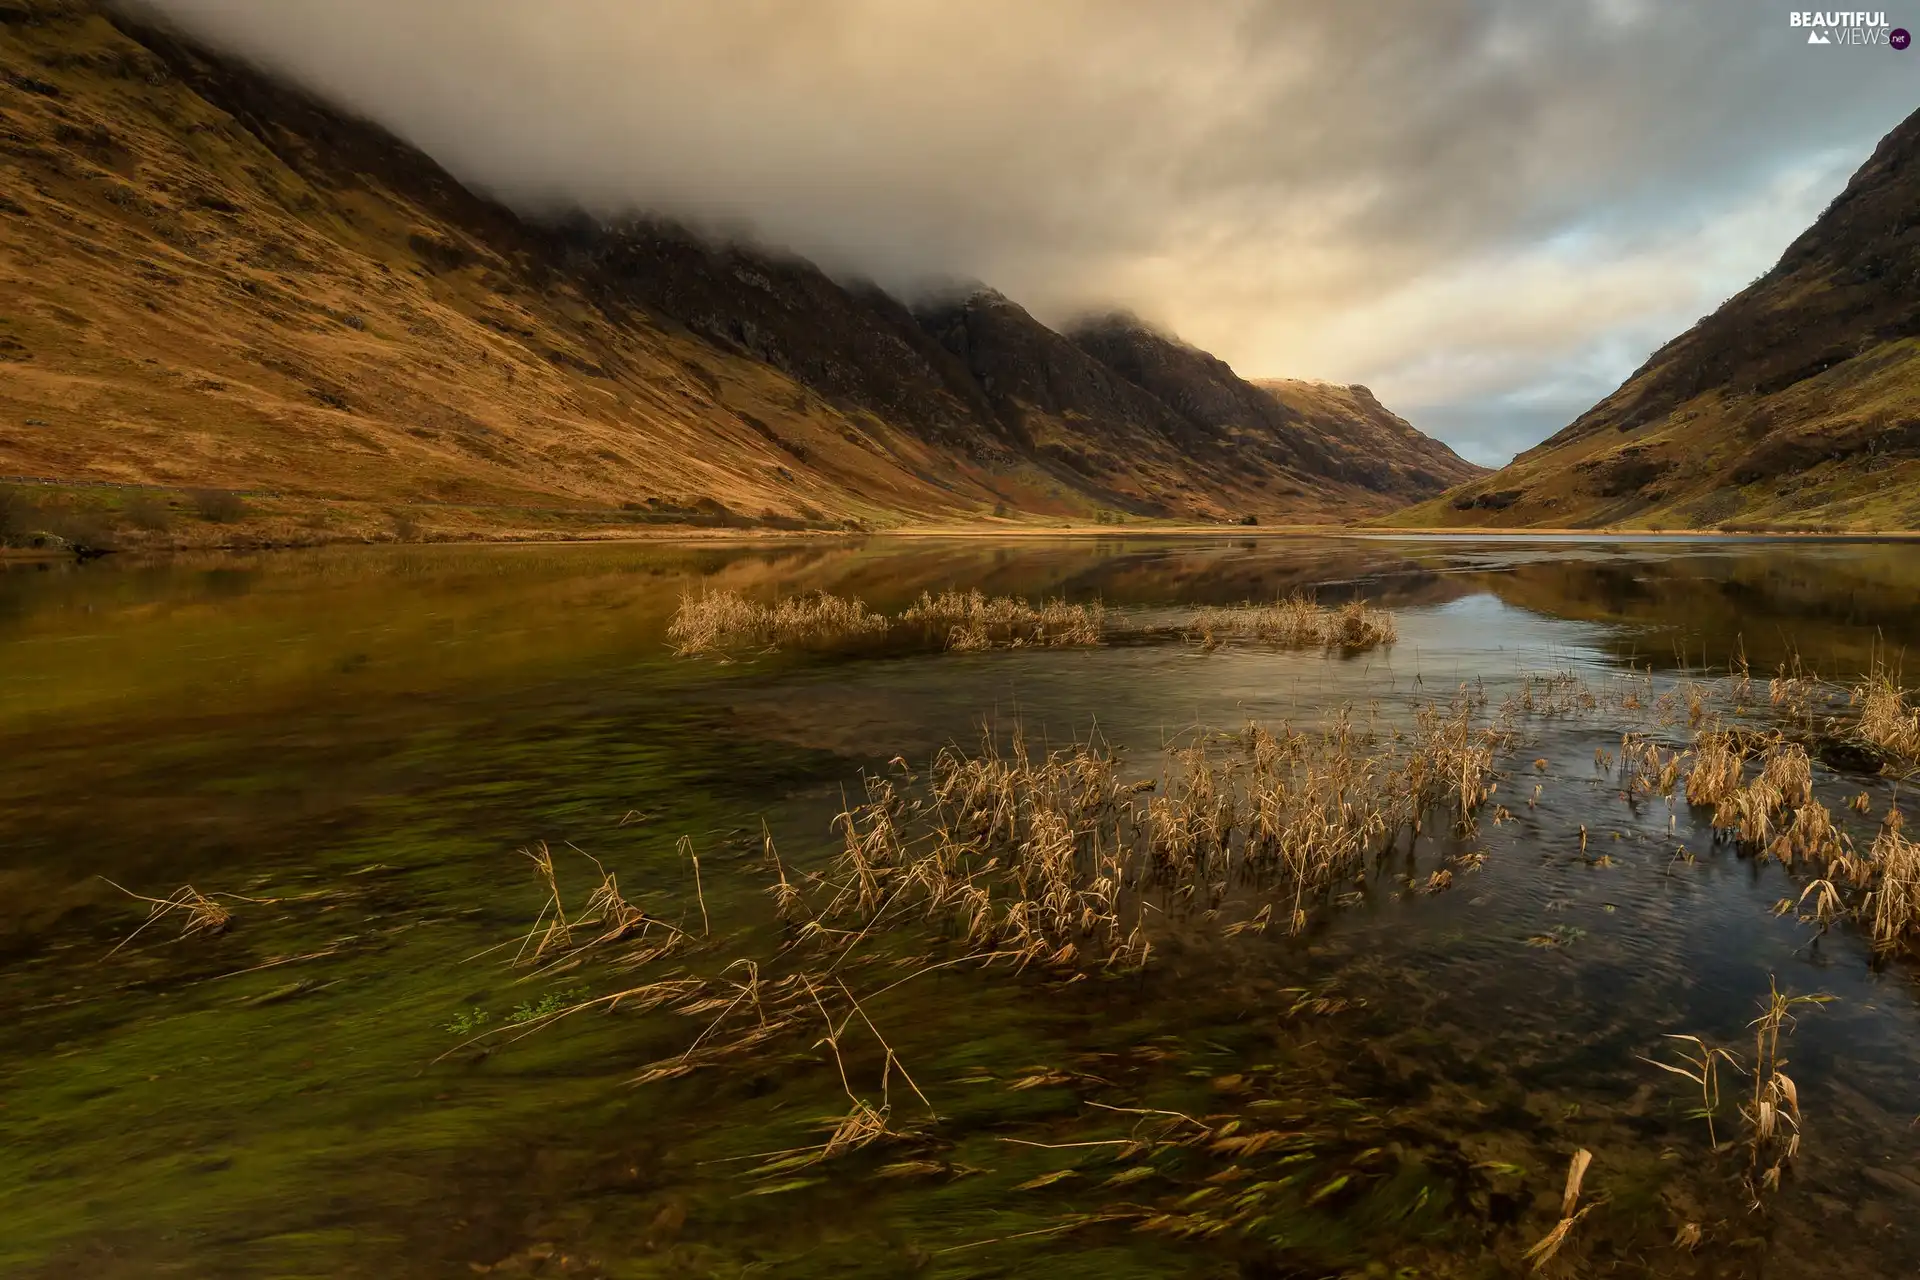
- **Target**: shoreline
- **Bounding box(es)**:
[10,518,1920,562]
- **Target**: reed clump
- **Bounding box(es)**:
[1694,732,1865,884]
[668,588,889,657]
[900,589,1105,651]
[1187,592,1396,653]
[670,587,1107,657]
[1685,728,1746,807]
[1866,808,1920,956]
[1686,712,1920,956]
[1619,734,1687,796]
[1505,670,1601,718]
[1852,661,1920,765]
[806,692,1502,963]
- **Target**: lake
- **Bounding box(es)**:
[3,534,1919,1278]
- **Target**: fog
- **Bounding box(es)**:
[140,0,1918,463]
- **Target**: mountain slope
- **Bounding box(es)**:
[1068,315,1483,497]
[1395,104,1920,532]
[0,1,1475,546]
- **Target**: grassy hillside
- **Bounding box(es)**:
[1394,104,1920,532]
[0,1,1476,551]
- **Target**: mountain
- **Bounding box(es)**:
[1063,314,1482,496]
[1395,103,1920,532]
[0,1,1477,548]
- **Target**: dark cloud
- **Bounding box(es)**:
[137,0,1919,460]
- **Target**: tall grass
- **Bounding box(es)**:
[668,589,890,656]
[1683,707,1920,954]
[900,589,1105,651]
[1866,808,1920,956]
[1645,980,1829,1208]
[1852,659,1920,763]
[668,586,1412,660]
[812,690,1501,962]
[1744,980,1827,1203]
[1188,593,1397,653]
[661,612,1920,960]
[668,587,1102,657]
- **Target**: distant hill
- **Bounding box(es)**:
[1063,314,1483,498]
[1395,103,1920,532]
[0,1,1477,547]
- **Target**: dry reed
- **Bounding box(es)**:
[1852,659,1920,764]
[1866,807,1920,956]
[1743,980,1829,1203]
[668,588,889,657]
[102,879,240,955]
[1523,1148,1595,1270]
[901,589,1105,651]
[801,692,1502,968]
[1187,592,1396,653]
[493,842,689,979]
[1620,734,1687,796]
[1648,980,1828,1209]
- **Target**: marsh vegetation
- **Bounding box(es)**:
[1187,592,1400,652]
[669,587,1108,657]
[10,538,1920,1279]
[667,586,1395,659]
[400,644,1920,1273]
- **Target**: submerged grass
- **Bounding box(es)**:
[1522,1148,1594,1271]
[100,879,262,955]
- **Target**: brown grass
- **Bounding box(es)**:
[1866,808,1920,956]
[669,587,1104,657]
[802,692,1502,962]
[1523,1148,1595,1270]
[102,879,238,955]
[1743,980,1829,1204]
[1679,680,1920,956]
[668,588,890,657]
[1686,728,1746,807]
[1646,980,1828,1209]
[1620,734,1688,796]
[493,842,688,978]
[901,589,1105,651]
[1852,660,1920,764]
[1187,592,1397,653]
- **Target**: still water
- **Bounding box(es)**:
[2,535,1918,1278]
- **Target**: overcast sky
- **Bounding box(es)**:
[142,0,1918,465]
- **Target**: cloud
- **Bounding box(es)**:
[137,0,1918,461]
